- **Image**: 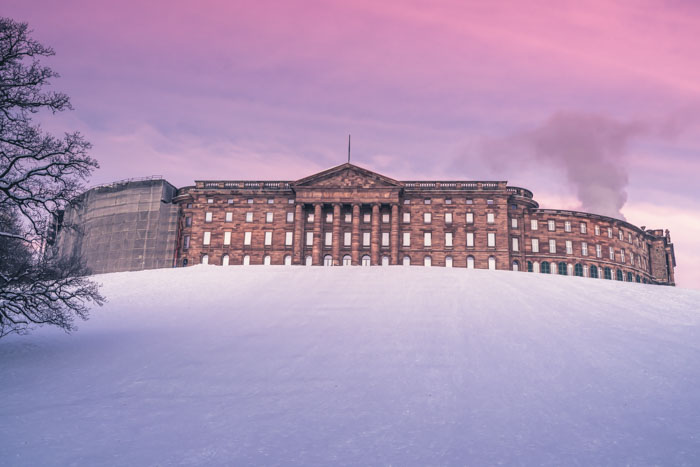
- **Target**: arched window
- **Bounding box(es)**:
[342,255,351,266]
[616,269,623,281]
[382,256,389,266]
[445,256,453,268]
[642,278,647,284]
[324,255,333,266]
[604,267,612,280]
[467,256,475,269]
[627,272,633,282]
[541,261,550,274]
[201,254,209,265]
[424,256,432,267]
[636,275,641,283]
[574,264,583,277]
[243,255,250,266]
[305,255,312,266]
[403,256,411,266]
[527,261,533,273]
[284,255,292,266]
[361,255,371,266]
[590,265,598,278]
[558,262,567,275]
[488,256,496,270]
[263,255,271,266]
[182,258,188,267]
[512,260,520,271]
[222,254,229,266]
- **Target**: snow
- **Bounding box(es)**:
[1,266,700,466]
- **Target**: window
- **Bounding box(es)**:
[227,198,234,204]
[244,232,252,246]
[361,255,371,266]
[445,232,453,247]
[466,232,474,247]
[594,225,600,236]
[344,213,352,223]
[549,239,556,253]
[487,232,495,247]
[527,261,533,272]
[203,232,211,245]
[183,235,190,249]
[582,242,588,256]
[267,198,274,204]
[382,213,390,223]
[223,231,231,246]
[222,255,230,266]
[575,264,583,277]
[466,199,473,205]
[284,255,292,265]
[445,212,453,224]
[512,261,520,271]
[363,232,370,247]
[466,212,474,224]
[548,220,555,231]
[326,212,333,223]
[404,199,411,205]
[342,255,352,266]
[403,256,411,266]
[609,247,615,260]
[488,256,496,270]
[306,232,313,246]
[467,256,475,269]
[566,240,573,254]
[266,212,273,223]
[608,228,613,238]
[619,230,623,241]
[541,261,550,274]
[445,198,452,205]
[512,238,519,251]
[627,272,633,282]
[305,256,312,266]
[487,213,495,224]
[264,231,272,246]
[403,212,410,223]
[247,198,253,204]
[382,256,389,266]
[630,252,634,265]
[363,213,371,223]
[382,232,390,246]
[285,232,293,246]
[424,212,432,224]
[243,255,251,266]
[424,232,432,247]
[511,218,518,228]
[264,255,271,266]
[596,244,602,258]
[307,213,315,222]
[245,212,253,222]
[487,199,494,205]
[531,219,538,230]
[580,222,587,234]
[185,216,192,227]
[207,198,214,204]
[205,212,213,223]
[324,255,333,266]
[344,232,351,246]
[288,198,294,204]
[424,198,431,205]
[616,269,623,281]
[565,221,571,232]
[201,254,209,264]
[225,212,233,222]
[604,267,612,280]
[445,256,453,267]
[628,233,632,243]
[531,238,539,253]
[286,212,294,223]
[325,232,332,246]
[424,256,432,267]
[403,232,411,246]
[558,262,567,275]
[186,203,193,209]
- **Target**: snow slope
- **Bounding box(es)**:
[1,266,699,466]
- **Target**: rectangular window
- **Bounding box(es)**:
[285,232,293,246]
[445,212,453,224]
[247,198,253,204]
[286,212,294,223]
[596,244,602,258]
[203,232,211,245]
[424,198,431,205]
[424,232,432,247]
[382,232,390,246]
[207,198,214,204]
[288,198,294,204]
[512,237,519,251]
[325,232,332,246]
[609,246,614,260]
[244,232,252,246]
[223,231,231,246]
[404,199,411,205]
[306,232,313,246]
[363,213,371,223]
[205,212,213,223]
[487,232,495,247]
[511,218,518,228]
[466,212,474,224]
[445,198,452,205]
[403,212,410,223]
[531,238,539,253]
[307,213,315,222]
[363,232,370,246]
[466,199,473,205]
[225,212,233,222]
[582,242,588,256]
[595,225,600,236]
[185,216,192,227]
[619,230,623,240]
[608,228,613,238]
[566,240,573,254]
[183,235,190,249]
[326,212,333,223]
[424,212,432,223]
[548,220,555,231]
[549,239,556,253]
[403,232,411,246]
[344,213,352,223]
[466,232,474,247]
[382,213,390,223]
[264,231,272,246]
[580,222,587,234]
[445,232,453,247]
[266,212,273,223]
[628,233,632,243]
[621,249,625,263]
[487,199,494,205]
[245,212,253,222]
[487,213,495,224]
[531,219,538,230]
[565,221,571,232]
[228,198,234,204]
[344,232,351,246]
[267,198,274,204]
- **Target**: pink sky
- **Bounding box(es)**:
[5,0,700,288]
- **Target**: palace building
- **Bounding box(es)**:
[54,163,676,285]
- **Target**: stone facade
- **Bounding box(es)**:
[173,163,676,285]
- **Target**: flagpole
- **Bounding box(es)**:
[348,134,351,163]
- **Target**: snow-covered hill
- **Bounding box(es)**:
[1,266,699,466]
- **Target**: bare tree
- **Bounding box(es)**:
[0,17,103,337]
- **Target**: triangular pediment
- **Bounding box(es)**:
[292,163,402,189]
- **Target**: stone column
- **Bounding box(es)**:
[293,203,304,264]
[390,203,399,265]
[351,204,360,265]
[332,204,341,265]
[371,203,380,265]
[312,203,322,265]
